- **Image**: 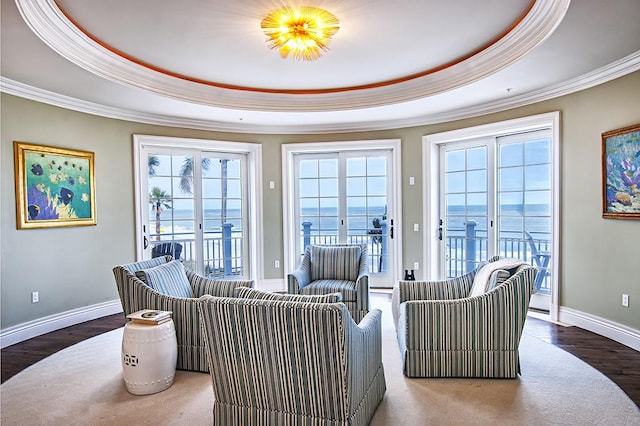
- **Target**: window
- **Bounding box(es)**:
[424,112,559,317]
[134,135,262,282]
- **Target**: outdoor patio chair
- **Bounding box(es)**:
[392,256,538,378]
[113,255,253,373]
[525,231,551,290]
[287,244,370,323]
[151,241,183,261]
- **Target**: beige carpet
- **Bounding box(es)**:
[2,296,639,426]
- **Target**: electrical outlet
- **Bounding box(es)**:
[622,293,629,307]
[274,260,280,269]
[413,223,419,232]
[31,291,39,303]
[413,262,419,270]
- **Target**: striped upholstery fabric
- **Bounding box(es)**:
[112,256,254,373]
[394,257,538,378]
[197,296,386,425]
[135,260,192,298]
[288,244,370,323]
[234,286,343,303]
[310,244,361,281]
[300,279,356,300]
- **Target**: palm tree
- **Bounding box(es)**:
[178,157,211,195]
[148,155,160,176]
[149,186,172,240]
[178,157,229,222]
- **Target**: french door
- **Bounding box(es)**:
[290,147,398,288]
[439,129,553,310]
[135,138,252,280]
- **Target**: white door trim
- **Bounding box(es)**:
[422,112,560,321]
[282,139,403,287]
[133,134,263,283]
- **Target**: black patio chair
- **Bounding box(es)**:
[151,242,183,261]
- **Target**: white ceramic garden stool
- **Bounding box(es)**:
[121,319,178,395]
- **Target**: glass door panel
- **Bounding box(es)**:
[345,155,389,282]
[439,130,552,311]
[497,132,552,310]
[201,156,247,278]
[441,145,490,278]
[295,151,394,287]
[142,149,249,279]
[146,153,196,269]
[298,157,339,246]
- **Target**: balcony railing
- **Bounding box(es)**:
[301,221,388,274]
[445,221,551,294]
[150,223,244,278]
[152,221,551,294]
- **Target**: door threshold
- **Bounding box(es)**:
[527,309,569,326]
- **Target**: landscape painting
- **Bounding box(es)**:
[14,142,96,229]
[602,124,640,220]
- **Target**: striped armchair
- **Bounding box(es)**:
[287,244,370,323]
[197,295,386,425]
[393,256,538,378]
[112,256,254,373]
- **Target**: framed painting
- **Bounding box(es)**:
[14,142,97,229]
[602,124,640,220]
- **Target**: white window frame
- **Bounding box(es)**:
[133,134,263,283]
[282,139,403,285]
[423,112,560,321]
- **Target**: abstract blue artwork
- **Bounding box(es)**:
[14,142,96,229]
[602,124,640,219]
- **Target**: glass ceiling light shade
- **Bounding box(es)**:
[261,6,340,61]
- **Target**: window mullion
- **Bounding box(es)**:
[192,151,204,275]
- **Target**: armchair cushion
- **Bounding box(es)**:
[300,279,357,301]
[469,258,526,297]
[135,260,192,298]
[234,287,343,303]
[310,245,361,281]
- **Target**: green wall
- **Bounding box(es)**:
[2,71,639,332]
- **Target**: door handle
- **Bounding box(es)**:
[390,226,394,239]
[143,236,149,249]
[438,227,443,241]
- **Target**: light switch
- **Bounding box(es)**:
[409,176,415,185]
[269,181,275,189]
[413,223,419,232]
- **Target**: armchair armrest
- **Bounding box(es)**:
[287,267,311,294]
[186,270,254,298]
[398,268,536,352]
[127,281,209,351]
[354,307,381,331]
[344,308,384,408]
[354,273,370,312]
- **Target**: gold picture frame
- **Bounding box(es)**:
[602,124,640,220]
[14,142,97,229]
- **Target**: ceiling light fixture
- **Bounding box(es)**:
[260,5,340,61]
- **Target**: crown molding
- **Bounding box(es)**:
[16,0,569,112]
[2,50,639,134]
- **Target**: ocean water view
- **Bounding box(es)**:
[151,204,552,292]
[151,204,550,239]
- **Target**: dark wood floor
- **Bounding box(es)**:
[1,312,639,408]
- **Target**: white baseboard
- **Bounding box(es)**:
[256,278,286,292]
[0,300,123,349]
[3,298,637,353]
[559,306,640,351]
